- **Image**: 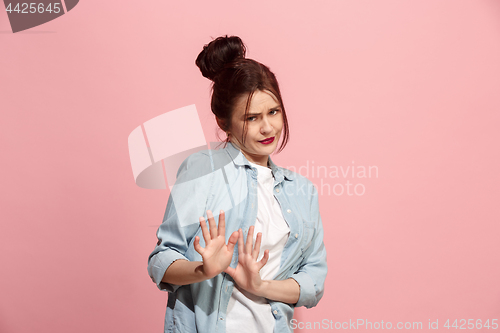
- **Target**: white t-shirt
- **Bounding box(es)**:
[226,161,290,333]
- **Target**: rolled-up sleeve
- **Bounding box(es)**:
[147,152,214,292]
[148,237,188,292]
[290,183,327,308]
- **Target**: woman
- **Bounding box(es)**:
[148,35,327,333]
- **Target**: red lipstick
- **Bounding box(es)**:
[258,136,275,144]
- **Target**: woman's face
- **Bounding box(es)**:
[228,90,284,166]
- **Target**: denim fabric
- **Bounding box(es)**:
[147,141,327,333]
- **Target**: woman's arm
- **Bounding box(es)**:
[255,278,300,304]
[161,259,206,285]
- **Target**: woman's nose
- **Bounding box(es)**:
[261,117,272,133]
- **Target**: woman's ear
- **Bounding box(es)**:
[216,117,227,131]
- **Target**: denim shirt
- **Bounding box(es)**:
[147,141,327,333]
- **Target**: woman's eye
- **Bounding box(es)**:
[247,116,256,121]
[270,109,280,115]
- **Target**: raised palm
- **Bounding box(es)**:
[193,210,239,279]
[225,225,269,296]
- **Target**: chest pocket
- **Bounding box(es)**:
[300,220,315,253]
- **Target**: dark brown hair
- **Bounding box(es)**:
[195,35,289,153]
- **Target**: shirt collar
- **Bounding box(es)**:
[225,141,294,181]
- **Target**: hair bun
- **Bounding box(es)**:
[195,35,246,81]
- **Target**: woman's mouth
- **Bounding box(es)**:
[258,136,275,144]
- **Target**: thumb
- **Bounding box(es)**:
[193,236,205,256]
[224,266,236,278]
[226,231,239,253]
[257,249,269,270]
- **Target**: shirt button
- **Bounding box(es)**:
[287,209,291,213]
[295,233,298,238]
[275,188,280,193]
[220,317,224,320]
[273,310,278,315]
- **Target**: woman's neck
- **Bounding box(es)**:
[229,141,269,167]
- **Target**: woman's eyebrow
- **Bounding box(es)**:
[245,112,262,117]
[245,105,281,117]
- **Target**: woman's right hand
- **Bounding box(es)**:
[193,210,239,279]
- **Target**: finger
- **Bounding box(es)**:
[245,225,254,254]
[257,249,269,270]
[218,210,225,238]
[237,229,244,256]
[207,210,217,239]
[227,230,239,253]
[252,232,262,260]
[199,217,211,245]
[193,236,205,256]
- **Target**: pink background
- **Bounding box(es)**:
[1,0,499,332]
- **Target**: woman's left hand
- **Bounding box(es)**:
[224,225,269,297]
